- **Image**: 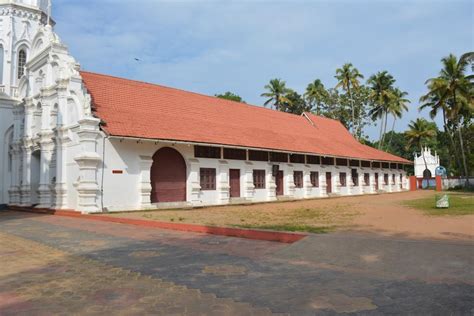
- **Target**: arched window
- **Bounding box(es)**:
[18,49,27,79]
[0,45,4,84]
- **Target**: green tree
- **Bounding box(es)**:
[304,79,328,115]
[281,89,311,115]
[261,79,291,111]
[335,63,364,136]
[386,88,410,149]
[215,91,246,103]
[367,71,396,149]
[420,52,474,181]
[406,118,437,175]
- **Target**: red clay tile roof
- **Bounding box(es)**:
[80,71,411,164]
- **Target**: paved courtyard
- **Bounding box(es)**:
[0,210,473,315]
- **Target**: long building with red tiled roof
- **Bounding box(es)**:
[0,0,411,213]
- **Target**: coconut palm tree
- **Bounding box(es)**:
[335,63,364,135]
[406,118,437,176]
[261,79,291,111]
[386,88,410,149]
[304,79,327,115]
[419,80,461,173]
[367,71,396,148]
[421,52,474,182]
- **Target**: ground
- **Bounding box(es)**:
[108,191,474,241]
[1,191,473,314]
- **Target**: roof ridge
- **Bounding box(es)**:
[79,70,307,121]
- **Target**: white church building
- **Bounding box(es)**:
[414,147,440,179]
[0,0,411,213]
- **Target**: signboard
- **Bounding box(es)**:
[436,194,449,208]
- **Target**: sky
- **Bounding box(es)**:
[53,0,473,140]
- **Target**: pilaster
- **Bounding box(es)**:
[218,160,230,204]
[74,117,101,213]
[188,158,202,205]
[267,163,277,201]
[303,166,312,198]
[20,143,32,206]
[244,161,255,199]
[36,131,54,208]
[287,164,295,197]
[138,155,154,208]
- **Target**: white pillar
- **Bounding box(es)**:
[20,144,32,206]
[218,160,230,204]
[74,118,101,213]
[267,163,277,201]
[244,161,255,199]
[287,164,295,197]
[320,166,327,197]
[138,155,154,208]
[303,165,312,198]
[37,136,54,208]
[54,82,70,209]
[188,158,202,205]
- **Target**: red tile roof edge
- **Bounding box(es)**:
[80,70,412,165]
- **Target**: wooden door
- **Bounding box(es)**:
[326,172,332,194]
[276,171,284,196]
[150,147,187,203]
[375,173,379,190]
[229,169,240,198]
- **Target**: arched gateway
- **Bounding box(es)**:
[150,147,187,203]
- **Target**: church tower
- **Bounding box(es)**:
[0,0,50,96]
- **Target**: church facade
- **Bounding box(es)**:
[0,1,411,213]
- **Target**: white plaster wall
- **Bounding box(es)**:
[95,138,408,212]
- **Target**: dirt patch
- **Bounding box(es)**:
[105,191,474,241]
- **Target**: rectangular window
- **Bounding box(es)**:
[351,169,358,186]
[270,152,288,163]
[322,157,334,165]
[336,158,348,166]
[384,174,389,185]
[339,172,347,187]
[364,173,370,186]
[361,161,371,168]
[290,154,305,164]
[294,171,303,188]
[350,160,360,167]
[382,162,390,169]
[195,146,221,159]
[249,150,269,162]
[372,162,381,168]
[310,171,319,187]
[200,168,216,190]
[306,155,321,165]
[223,148,246,160]
[253,170,266,189]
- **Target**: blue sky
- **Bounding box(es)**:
[53,0,473,140]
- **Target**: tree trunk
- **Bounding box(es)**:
[378,115,384,149]
[348,85,355,136]
[458,125,470,185]
[387,116,396,149]
[453,91,469,185]
[380,111,389,149]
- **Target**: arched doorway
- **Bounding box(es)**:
[423,169,432,179]
[150,147,187,203]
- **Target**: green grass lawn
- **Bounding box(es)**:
[404,193,474,216]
